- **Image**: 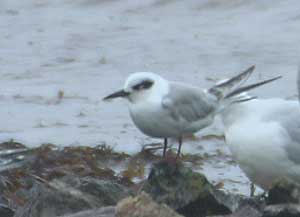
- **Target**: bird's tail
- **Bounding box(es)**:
[208,65,282,111]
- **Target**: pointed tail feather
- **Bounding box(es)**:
[232,96,258,103]
[214,75,281,113]
[224,76,282,99]
[209,65,255,98]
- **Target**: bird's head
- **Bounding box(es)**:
[103,72,168,103]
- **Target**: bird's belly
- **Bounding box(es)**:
[225,120,297,190]
[129,104,183,138]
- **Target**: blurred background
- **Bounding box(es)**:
[0,0,300,193]
[1,0,299,149]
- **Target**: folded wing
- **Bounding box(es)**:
[162,83,217,123]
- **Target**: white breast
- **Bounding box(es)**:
[129,101,183,138]
[226,119,290,189]
[223,99,300,189]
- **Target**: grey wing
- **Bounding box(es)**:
[162,82,217,123]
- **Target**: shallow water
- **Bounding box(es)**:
[0,0,299,194]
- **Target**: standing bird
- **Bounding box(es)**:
[221,70,300,192]
[103,66,280,158]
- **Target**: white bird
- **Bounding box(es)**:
[221,70,300,191]
[103,66,280,158]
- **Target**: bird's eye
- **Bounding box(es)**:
[132,80,154,90]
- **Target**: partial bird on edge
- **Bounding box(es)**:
[221,69,300,193]
[103,66,281,159]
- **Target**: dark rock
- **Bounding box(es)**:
[142,160,241,217]
[14,182,93,217]
[0,204,14,217]
[267,179,300,205]
[0,141,29,173]
[52,175,132,207]
[211,204,262,217]
[0,143,132,215]
[223,197,263,216]
[208,184,300,217]
[77,178,130,205]
[13,175,131,217]
[263,204,300,217]
[60,206,116,217]
[0,141,27,150]
[116,192,183,217]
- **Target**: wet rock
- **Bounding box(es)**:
[267,179,300,204]
[0,204,14,217]
[0,141,29,172]
[13,182,93,217]
[212,182,300,217]
[51,175,132,207]
[25,144,127,180]
[13,175,131,217]
[0,143,121,182]
[212,206,261,217]
[60,206,116,217]
[261,179,300,216]
[0,142,135,217]
[142,160,238,217]
[211,199,263,217]
[1,141,285,217]
[0,141,27,150]
[116,192,183,217]
[262,204,300,217]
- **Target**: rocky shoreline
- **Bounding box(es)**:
[0,141,299,217]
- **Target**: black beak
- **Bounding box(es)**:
[103,89,130,101]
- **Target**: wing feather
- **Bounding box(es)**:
[162,83,217,123]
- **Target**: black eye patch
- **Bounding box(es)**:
[132,80,154,90]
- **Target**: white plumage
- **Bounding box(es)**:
[103,66,280,158]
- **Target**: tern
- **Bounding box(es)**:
[103,66,280,158]
[221,70,300,192]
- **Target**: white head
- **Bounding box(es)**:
[103,72,168,103]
